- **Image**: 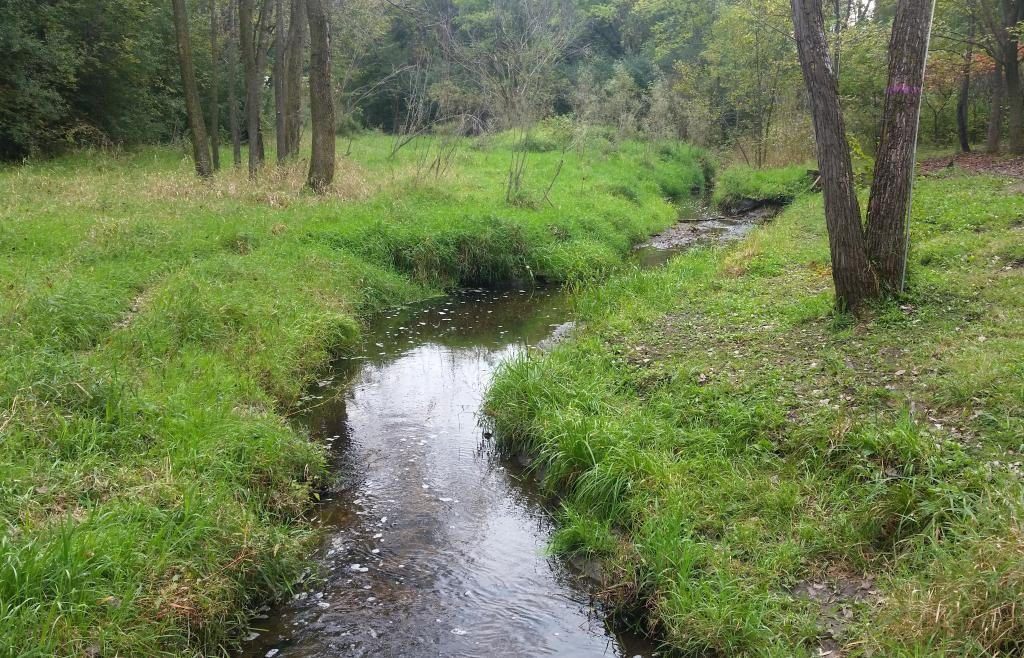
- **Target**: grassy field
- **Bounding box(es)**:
[0,133,707,657]
[487,171,1024,656]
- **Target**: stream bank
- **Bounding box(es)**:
[484,175,1024,656]
[241,203,777,658]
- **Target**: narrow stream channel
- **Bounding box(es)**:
[243,205,776,658]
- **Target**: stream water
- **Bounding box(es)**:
[243,205,775,658]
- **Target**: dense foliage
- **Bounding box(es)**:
[0,0,1010,162]
[0,0,182,160]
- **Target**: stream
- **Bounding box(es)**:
[243,204,777,658]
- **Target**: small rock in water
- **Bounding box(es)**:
[266,650,280,658]
[450,628,468,636]
[244,631,261,642]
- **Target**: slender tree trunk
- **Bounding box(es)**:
[1003,0,1024,153]
[865,0,936,293]
[172,0,212,178]
[987,64,1004,153]
[791,0,877,311]
[283,0,306,158]
[305,0,334,193]
[957,19,975,153]
[239,0,265,177]
[227,0,242,166]
[208,0,221,170]
[274,0,286,162]
[956,73,971,152]
[1004,46,1024,153]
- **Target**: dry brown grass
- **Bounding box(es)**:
[140,157,376,207]
[873,525,1024,655]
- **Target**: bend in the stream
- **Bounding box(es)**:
[243,203,776,658]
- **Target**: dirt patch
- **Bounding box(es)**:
[112,290,152,331]
[919,153,1024,178]
[792,568,881,657]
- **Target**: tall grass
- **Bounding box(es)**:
[0,132,707,655]
[487,173,1024,656]
[712,163,816,211]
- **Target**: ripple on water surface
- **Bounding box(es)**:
[243,288,654,658]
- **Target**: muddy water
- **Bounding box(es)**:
[244,208,773,658]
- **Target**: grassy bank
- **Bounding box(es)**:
[712,163,816,212]
[487,171,1024,656]
[0,133,705,656]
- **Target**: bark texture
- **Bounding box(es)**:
[1003,0,1024,154]
[305,0,334,193]
[1005,62,1024,153]
[957,19,974,154]
[986,64,1004,153]
[172,0,212,178]
[283,0,306,159]
[865,0,936,292]
[239,0,269,177]
[274,0,287,162]
[227,0,242,165]
[209,0,221,170]
[791,0,877,310]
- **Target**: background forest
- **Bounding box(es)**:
[0,0,1012,167]
[4,1,1024,657]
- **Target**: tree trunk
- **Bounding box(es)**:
[305,0,334,193]
[171,0,212,178]
[956,68,971,152]
[208,0,221,170]
[957,19,974,153]
[791,0,878,311]
[274,0,286,162]
[283,0,306,158]
[239,0,265,177]
[228,0,241,167]
[1004,45,1024,153]
[1003,0,1024,154]
[865,0,936,293]
[986,64,1004,153]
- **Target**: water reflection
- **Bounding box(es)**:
[244,289,652,658]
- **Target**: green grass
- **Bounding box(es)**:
[0,132,705,656]
[487,172,1024,656]
[712,163,817,211]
